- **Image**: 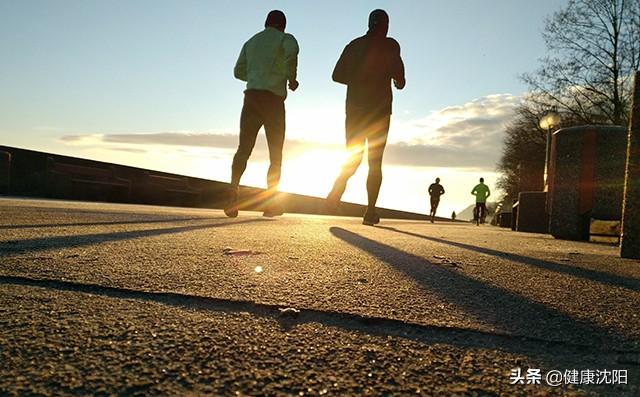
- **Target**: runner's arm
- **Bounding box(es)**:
[283,34,299,87]
[332,45,351,85]
[233,43,248,82]
[389,39,405,89]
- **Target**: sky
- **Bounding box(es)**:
[0,0,568,217]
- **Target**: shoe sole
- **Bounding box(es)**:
[225,188,239,218]
[325,199,341,214]
[224,208,239,218]
[362,216,380,226]
[263,211,284,218]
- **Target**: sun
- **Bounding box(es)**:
[279,149,348,197]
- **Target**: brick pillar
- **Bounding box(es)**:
[621,71,640,259]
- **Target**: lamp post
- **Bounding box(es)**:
[539,110,562,189]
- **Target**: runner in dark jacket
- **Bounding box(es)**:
[327,9,406,226]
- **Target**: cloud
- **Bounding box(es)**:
[391,93,520,167]
[58,134,102,144]
[58,94,520,170]
[384,142,498,168]
[107,147,147,154]
[102,133,240,149]
[402,94,519,144]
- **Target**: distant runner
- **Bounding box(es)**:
[428,177,445,223]
[471,177,490,225]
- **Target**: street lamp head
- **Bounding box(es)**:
[539,111,562,130]
[540,110,561,190]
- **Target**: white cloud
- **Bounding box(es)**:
[58,94,520,171]
[393,93,520,145]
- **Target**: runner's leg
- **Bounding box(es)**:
[365,115,390,210]
[328,110,366,204]
[263,93,286,216]
[231,92,263,188]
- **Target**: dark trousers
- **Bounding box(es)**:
[430,197,440,215]
[474,202,487,219]
[329,109,391,209]
[231,90,285,192]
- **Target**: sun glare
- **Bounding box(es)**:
[279,149,348,197]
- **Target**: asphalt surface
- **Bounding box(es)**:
[1,197,639,396]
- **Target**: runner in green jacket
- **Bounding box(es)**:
[471,177,490,225]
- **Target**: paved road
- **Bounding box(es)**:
[1,198,639,396]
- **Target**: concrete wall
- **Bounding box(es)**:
[547,125,627,240]
[515,191,548,233]
[0,145,436,221]
[0,150,10,194]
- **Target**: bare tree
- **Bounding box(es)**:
[497,104,545,202]
[523,0,640,126]
[497,97,584,203]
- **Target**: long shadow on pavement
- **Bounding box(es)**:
[329,227,634,350]
[0,217,214,230]
[0,218,271,257]
[376,226,640,293]
[4,274,638,395]
[0,205,196,219]
[0,274,625,359]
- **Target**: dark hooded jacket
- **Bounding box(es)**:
[332,33,405,116]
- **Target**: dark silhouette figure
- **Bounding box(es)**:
[428,177,445,223]
[226,10,299,218]
[471,177,491,225]
[326,9,406,226]
[451,211,456,221]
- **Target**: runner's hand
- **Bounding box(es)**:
[289,80,299,91]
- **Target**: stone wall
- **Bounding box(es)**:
[548,125,627,240]
[0,145,434,221]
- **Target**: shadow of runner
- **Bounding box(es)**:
[0,274,628,357]
[0,217,216,230]
[329,227,633,350]
[0,218,272,257]
[377,226,640,293]
[3,273,639,396]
